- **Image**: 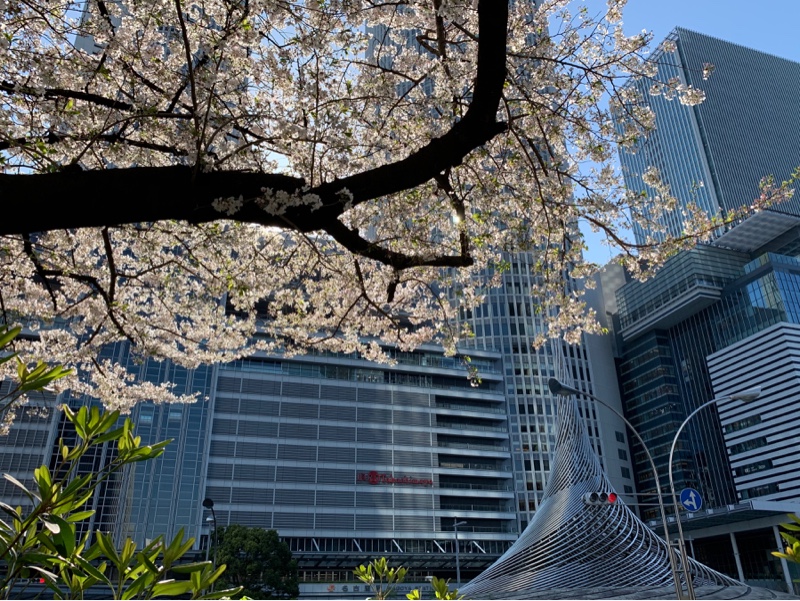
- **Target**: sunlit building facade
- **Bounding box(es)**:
[457,252,635,531]
[615,27,800,243]
[6,343,516,593]
[599,211,800,591]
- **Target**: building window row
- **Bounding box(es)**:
[729,437,768,456]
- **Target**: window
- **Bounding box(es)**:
[738,459,772,475]
[621,467,631,479]
[725,415,761,433]
[729,437,768,455]
[615,431,626,444]
[618,448,628,461]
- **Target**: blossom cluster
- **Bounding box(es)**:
[0,0,741,413]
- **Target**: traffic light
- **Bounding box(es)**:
[582,491,618,505]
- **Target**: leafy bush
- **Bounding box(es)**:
[0,405,240,599]
[773,514,800,566]
[0,328,240,599]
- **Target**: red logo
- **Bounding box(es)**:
[327,584,335,592]
[357,471,433,487]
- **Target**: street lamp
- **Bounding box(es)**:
[667,387,761,600]
[202,497,218,590]
[453,519,467,588]
[205,517,214,561]
[548,378,681,595]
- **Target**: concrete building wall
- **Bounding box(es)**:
[709,322,800,503]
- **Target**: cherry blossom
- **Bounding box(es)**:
[0,0,750,411]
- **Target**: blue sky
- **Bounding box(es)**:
[622,0,799,64]
[578,0,800,263]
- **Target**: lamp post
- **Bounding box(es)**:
[667,387,761,601]
[204,516,211,562]
[202,497,217,590]
[453,519,467,587]
[548,378,681,596]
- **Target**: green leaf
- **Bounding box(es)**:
[27,564,59,583]
[162,528,193,564]
[41,519,60,534]
[196,586,244,600]
[170,561,211,574]
[49,515,75,555]
[74,555,112,588]
[121,572,152,600]
[96,531,121,567]
[0,351,18,366]
[782,533,800,546]
[4,473,35,500]
[0,500,21,518]
[0,325,21,349]
[34,465,53,497]
[151,579,192,597]
[65,510,96,522]
[139,551,159,574]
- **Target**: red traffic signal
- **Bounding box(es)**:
[582,491,618,505]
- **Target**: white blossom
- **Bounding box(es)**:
[0,0,726,415]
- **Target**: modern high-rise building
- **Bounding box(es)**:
[614,27,800,243]
[366,0,636,534]
[199,345,517,593]
[600,26,800,593]
[597,209,800,591]
[456,252,635,531]
[0,341,518,595]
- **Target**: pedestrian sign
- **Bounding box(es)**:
[679,488,703,512]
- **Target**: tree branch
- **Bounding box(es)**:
[0,1,509,271]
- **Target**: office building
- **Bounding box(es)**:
[614,27,800,243]
[457,252,635,531]
[200,344,517,592]
[0,388,59,509]
[2,341,517,594]
[598,210,800,590]
[366,0,635,534]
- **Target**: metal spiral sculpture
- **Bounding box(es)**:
[460,391,740,598]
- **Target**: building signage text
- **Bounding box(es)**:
[357,471,433,487]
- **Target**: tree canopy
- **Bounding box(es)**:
[212,525,299,599]
[0,0,737,408]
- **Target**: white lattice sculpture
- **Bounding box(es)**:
[460,392,739,598]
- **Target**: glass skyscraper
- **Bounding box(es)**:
[602,210,800,523]
[614,28,800,243]
[457,252,635,531]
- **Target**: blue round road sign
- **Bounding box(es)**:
[679,488,703,512]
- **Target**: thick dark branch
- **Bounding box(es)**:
[0,132,188,156]
[0,1,509,269]
[0,167,305,234]
[304,0,508,227]
[324,220,473,270]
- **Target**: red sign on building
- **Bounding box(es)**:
[357,471,433,487]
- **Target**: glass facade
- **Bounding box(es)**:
[615,28,800,243]
[0,389,59,509]
[14,343,516,585]
[456,253,630,530]
[48,341,215,547]
[613,230,800,520]
[204,345,517,583]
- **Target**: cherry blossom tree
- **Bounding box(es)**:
[0,0,721,409]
